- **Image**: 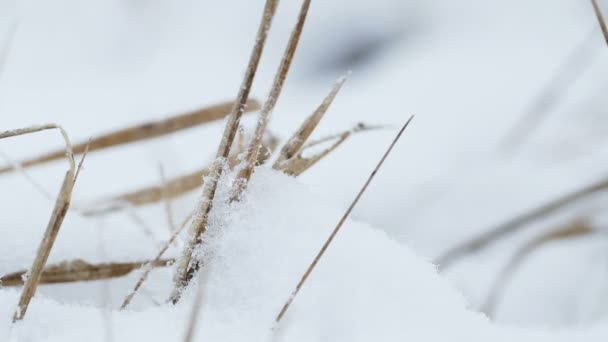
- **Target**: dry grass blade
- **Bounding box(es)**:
[0,100,260,175]
[0,258,172,287]
[435,176,608,270]
[170,0,279,303]
[231,0,311,200]
[592,0,608,46]
[280,131,349,176]
[273,76,347,170]
[120,211,194,310]
[1,124,78,322]
[82,135,277,216]
[279,123,388,176]
[499,29,600,152]
[482,219,592,317]
[275,116,413,324]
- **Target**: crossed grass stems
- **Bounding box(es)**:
[0,0,607,334]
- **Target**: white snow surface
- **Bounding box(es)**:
[1,0,608,340]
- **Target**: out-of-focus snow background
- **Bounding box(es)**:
[1,0,608,338]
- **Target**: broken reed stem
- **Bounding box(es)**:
[0,258,172,287]
[435,176,608,271]
[170,0,279,303]
[83,136,277,216]
[275,116,414,323]
[273,76,348,170]
[231,0,311,201]
[0,124,78,322]
[482,219,592,317]
[591,0,608,46]
[0,100,260,175]
[120,211,194,310]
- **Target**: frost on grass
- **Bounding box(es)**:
[1,169,608,341]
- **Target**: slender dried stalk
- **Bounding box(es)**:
[83,135,277,216]
[0,100,260,175]
[170,0,279,303]
[0,258,172,287]
[0,124,78,322]
[120,211,194,310]
[592,0,608,46]
[159,164,177,232]
[281,131,349,176]
[231,0,311,200]
[273,76,347,170]
[482,219,592,317]
[279,123,387,176]
[435,176,608,270]
[0,21,17,80]
[499,29,600,152]
[275,116,414,324]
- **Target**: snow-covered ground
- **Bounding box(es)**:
[1,0,608,340]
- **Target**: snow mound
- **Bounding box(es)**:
[0,169,607,341]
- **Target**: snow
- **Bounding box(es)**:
[1,0,608,340]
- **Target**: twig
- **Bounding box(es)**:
[273,76,347,170]
[0,259,172,287]
[435,176,608,270]
[275,116,414,324]
[482,219,592,317]
[170,0,279,303]
[120,211,193,310]
[591,0,608,46]
[1,124,77,322]
[0,100,260,174]
[231,0,311,200]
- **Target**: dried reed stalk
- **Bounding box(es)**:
[435,177,608,270]
[592,0,608,46]
[273,76,347,170]
[0,258,172,287]
[231,0,311,200]
[482,219,592,317]
[1,124,78,322]
[279,123,386,176]
[0,100,260,175]
[170,0,279,303]
[82,135,277,216]
[120,211,194,310]
[275,116,413,323]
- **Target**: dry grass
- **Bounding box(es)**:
[0,100,260,175]
[591,0,608,46]
[273,76,348,171]
[482,219,592,317]
[435,176,608,270]
[170,0,280,303]
[275,116,413,324]
[0,124,79,322]
[82,134,277,216]
[0,258,172,287]
[231,0,311,201]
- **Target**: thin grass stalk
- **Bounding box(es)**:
[0,100,260,175]
[275,116,413,324]
[592,0,608,46]
[170,0,279,303]
[120,211,194,310]
[273,76,347,170]
[482,219,592,316]
[281,131,349,176]
[0,124,77,322]
[435,176,608,270]
[231,0,311,200]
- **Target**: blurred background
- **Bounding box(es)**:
[1,0,608,329]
